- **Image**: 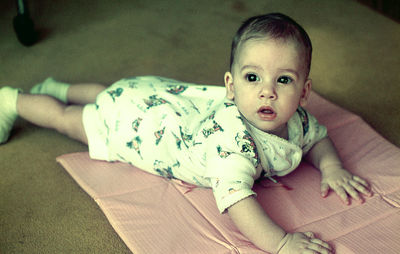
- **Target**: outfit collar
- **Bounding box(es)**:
[242,112,304,177]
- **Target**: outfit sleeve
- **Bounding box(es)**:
[204,125,260,213]
[300,108,328,154]
[200,99,260,213]
[206,153,258,213]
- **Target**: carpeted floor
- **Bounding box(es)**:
[1,0,399,253]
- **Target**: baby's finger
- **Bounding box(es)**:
[332,186,349,205]
[343,183,362,203]
[350,179,372,197]
[352,175,368,187]
[321,183,330,198]
[310,238,332,250]
[306,240,333,254]
[304,231,315,238]
[352,176,373,196]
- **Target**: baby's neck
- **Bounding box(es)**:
[268,124,288,140]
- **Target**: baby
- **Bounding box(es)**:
[0,13,372,254]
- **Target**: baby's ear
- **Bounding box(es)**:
[224,72,235,100]
[299,79,312,107]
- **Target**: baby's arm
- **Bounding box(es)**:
[228,196,332,254]
[306,137,372,204]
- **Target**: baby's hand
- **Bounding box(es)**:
[320,168,373,205]
[278,232,333,254]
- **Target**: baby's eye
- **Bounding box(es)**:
[277,76,293,85]
[245,73,260,82]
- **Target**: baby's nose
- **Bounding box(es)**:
[259,83,277,100]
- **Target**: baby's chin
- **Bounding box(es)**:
[253,122,287,136]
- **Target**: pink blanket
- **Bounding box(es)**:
[57,92,400,254]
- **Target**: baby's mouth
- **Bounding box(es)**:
[257,106,277,120]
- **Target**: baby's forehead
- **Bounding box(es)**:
[238,38,306,62]
[240,37,304,55]
[234,37,308,75]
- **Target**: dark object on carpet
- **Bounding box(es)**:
[13,0,38,46]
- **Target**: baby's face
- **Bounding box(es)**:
[224,37,311,136]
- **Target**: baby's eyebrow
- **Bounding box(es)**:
[278,68,299,79]
[241,65,300,79]
[240,65,263,72]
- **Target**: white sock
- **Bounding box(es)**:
[30,77,70,103]
[0,87,20,144]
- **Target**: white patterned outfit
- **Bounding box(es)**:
[82,76,327,213]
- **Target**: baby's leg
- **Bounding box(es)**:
[67,83,106,105]
[31,77,106,105]
[17,93,88,144]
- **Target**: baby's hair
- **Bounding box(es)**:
[229,13,312,77]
